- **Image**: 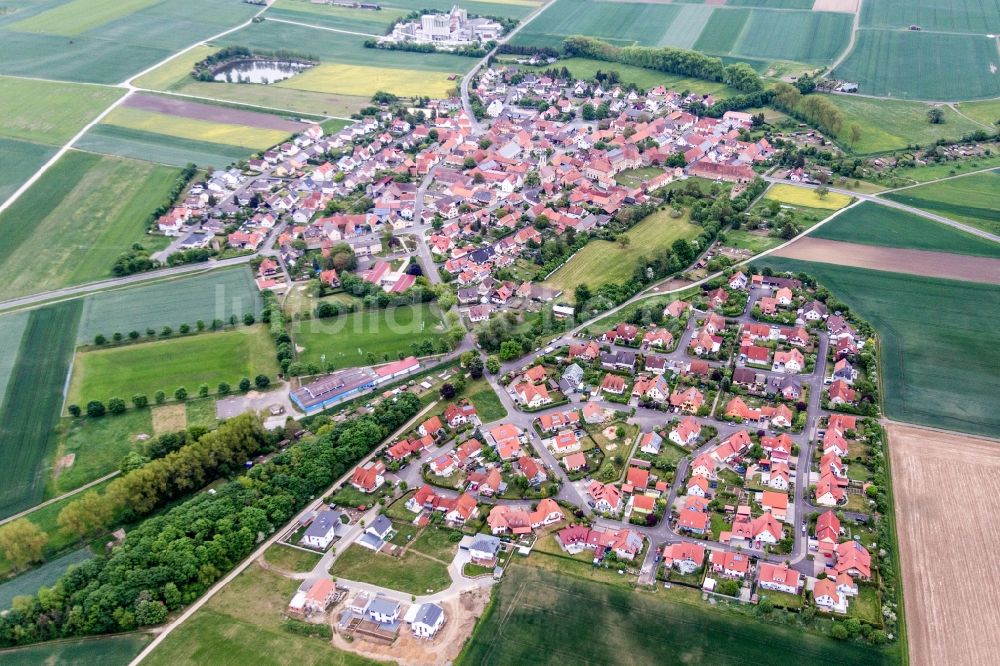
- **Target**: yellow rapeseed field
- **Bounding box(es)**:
[765,183,853,210]
[278,63,457,99]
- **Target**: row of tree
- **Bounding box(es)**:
[0,393,421,646]
[562,36,764,93]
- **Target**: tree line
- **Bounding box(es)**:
[0,393,421,646]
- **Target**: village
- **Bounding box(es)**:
[261,267,885,660]
[138,56,893,661]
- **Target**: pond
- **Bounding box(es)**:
[213,59,312,85]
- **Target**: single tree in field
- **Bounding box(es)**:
[927,108,944,124]
[815,186,830,199]
[848,123,862,148]
[617,234,631,249]
[0,520,48,572]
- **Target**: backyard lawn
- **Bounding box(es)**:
[67,326,279,408]
[544,208,701,299]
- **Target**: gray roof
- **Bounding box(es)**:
[414,603,443,626]
[304,509,342,539]
[368,596,400,616]
[563,363,584,382]
[470,535,501,555]
[368,514,392,537]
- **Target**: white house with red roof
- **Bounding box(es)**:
[670,416,702,446]
[663,542,705,574]
[758,562,800,595]
[350,461,386,493]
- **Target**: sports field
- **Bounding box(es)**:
[0,633,152,666]
[77,267,262,342]
[0,150,178,300]
[757,257,1000,437]
[458,565,897,665]
[543,209,701,298]
[882,170,1000,236]
[292,303,444,368]
[833,30,1000,100]
[0,0,259,84]
[821,95,986,154]
[143,562,375,666]
[279,63,458,99]
[0,76,123,145]
[765,183,852,210]
[67,326,279,407]
[809,201,1000,257]
[50,408,153,495]
[0,300,82,519]
[101,106,288,150]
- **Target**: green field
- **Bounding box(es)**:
[822,94,986,154]
[386,0,540,20]
[68,326,279,407]
[515,57,740,96]
[0,137,54,203]
[809,201,1000,257]
[0,0,259,84]
[12,0,160,36]
[143,563,377,666]
[0,634,152,666]
[267,0,406,34]
[466,379,508,422]
[0,547,91,610]
[293,303,443,367]
[0,76,123,145]
[756,258,1000,437]
[860,0,1000,33]
[729,9,852,64]
[512,0,681,47]
[882,170,1000,235]
[692,7,750,55]
[543,209,701,298]
[329,544,451,595]
[0,150,178,300]
[262,543,321,573]
[833,30,1000,100]
[101,106,289,150]
[77,124,256,169]
[0,300,82,519]
[77,267,262,342]
[49,408,153,495]
[0,311,30,404]
[458,565,898,665]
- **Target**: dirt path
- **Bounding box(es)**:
[124,93,307,131]
[773,237,1000,284]
[887,423,1000,666]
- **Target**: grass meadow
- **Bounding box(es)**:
[543,208,701,299]
[882,170,1000,236]
[821,94,985,154]
[0,150,178,300]
[67,326,279,407]
[0,300,82,519]
[143,563,376,666]
[49,408,153,495]
[457,565,898,665]
[0,76,123,145]
[262,543,321,573]
[0,633,151,666]
[329,544,451,594]
[757,257,1000,438]
[809,201,1000,258]
[292,303,443,367]
[954,98,1000,128]
[77,266,262,342]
